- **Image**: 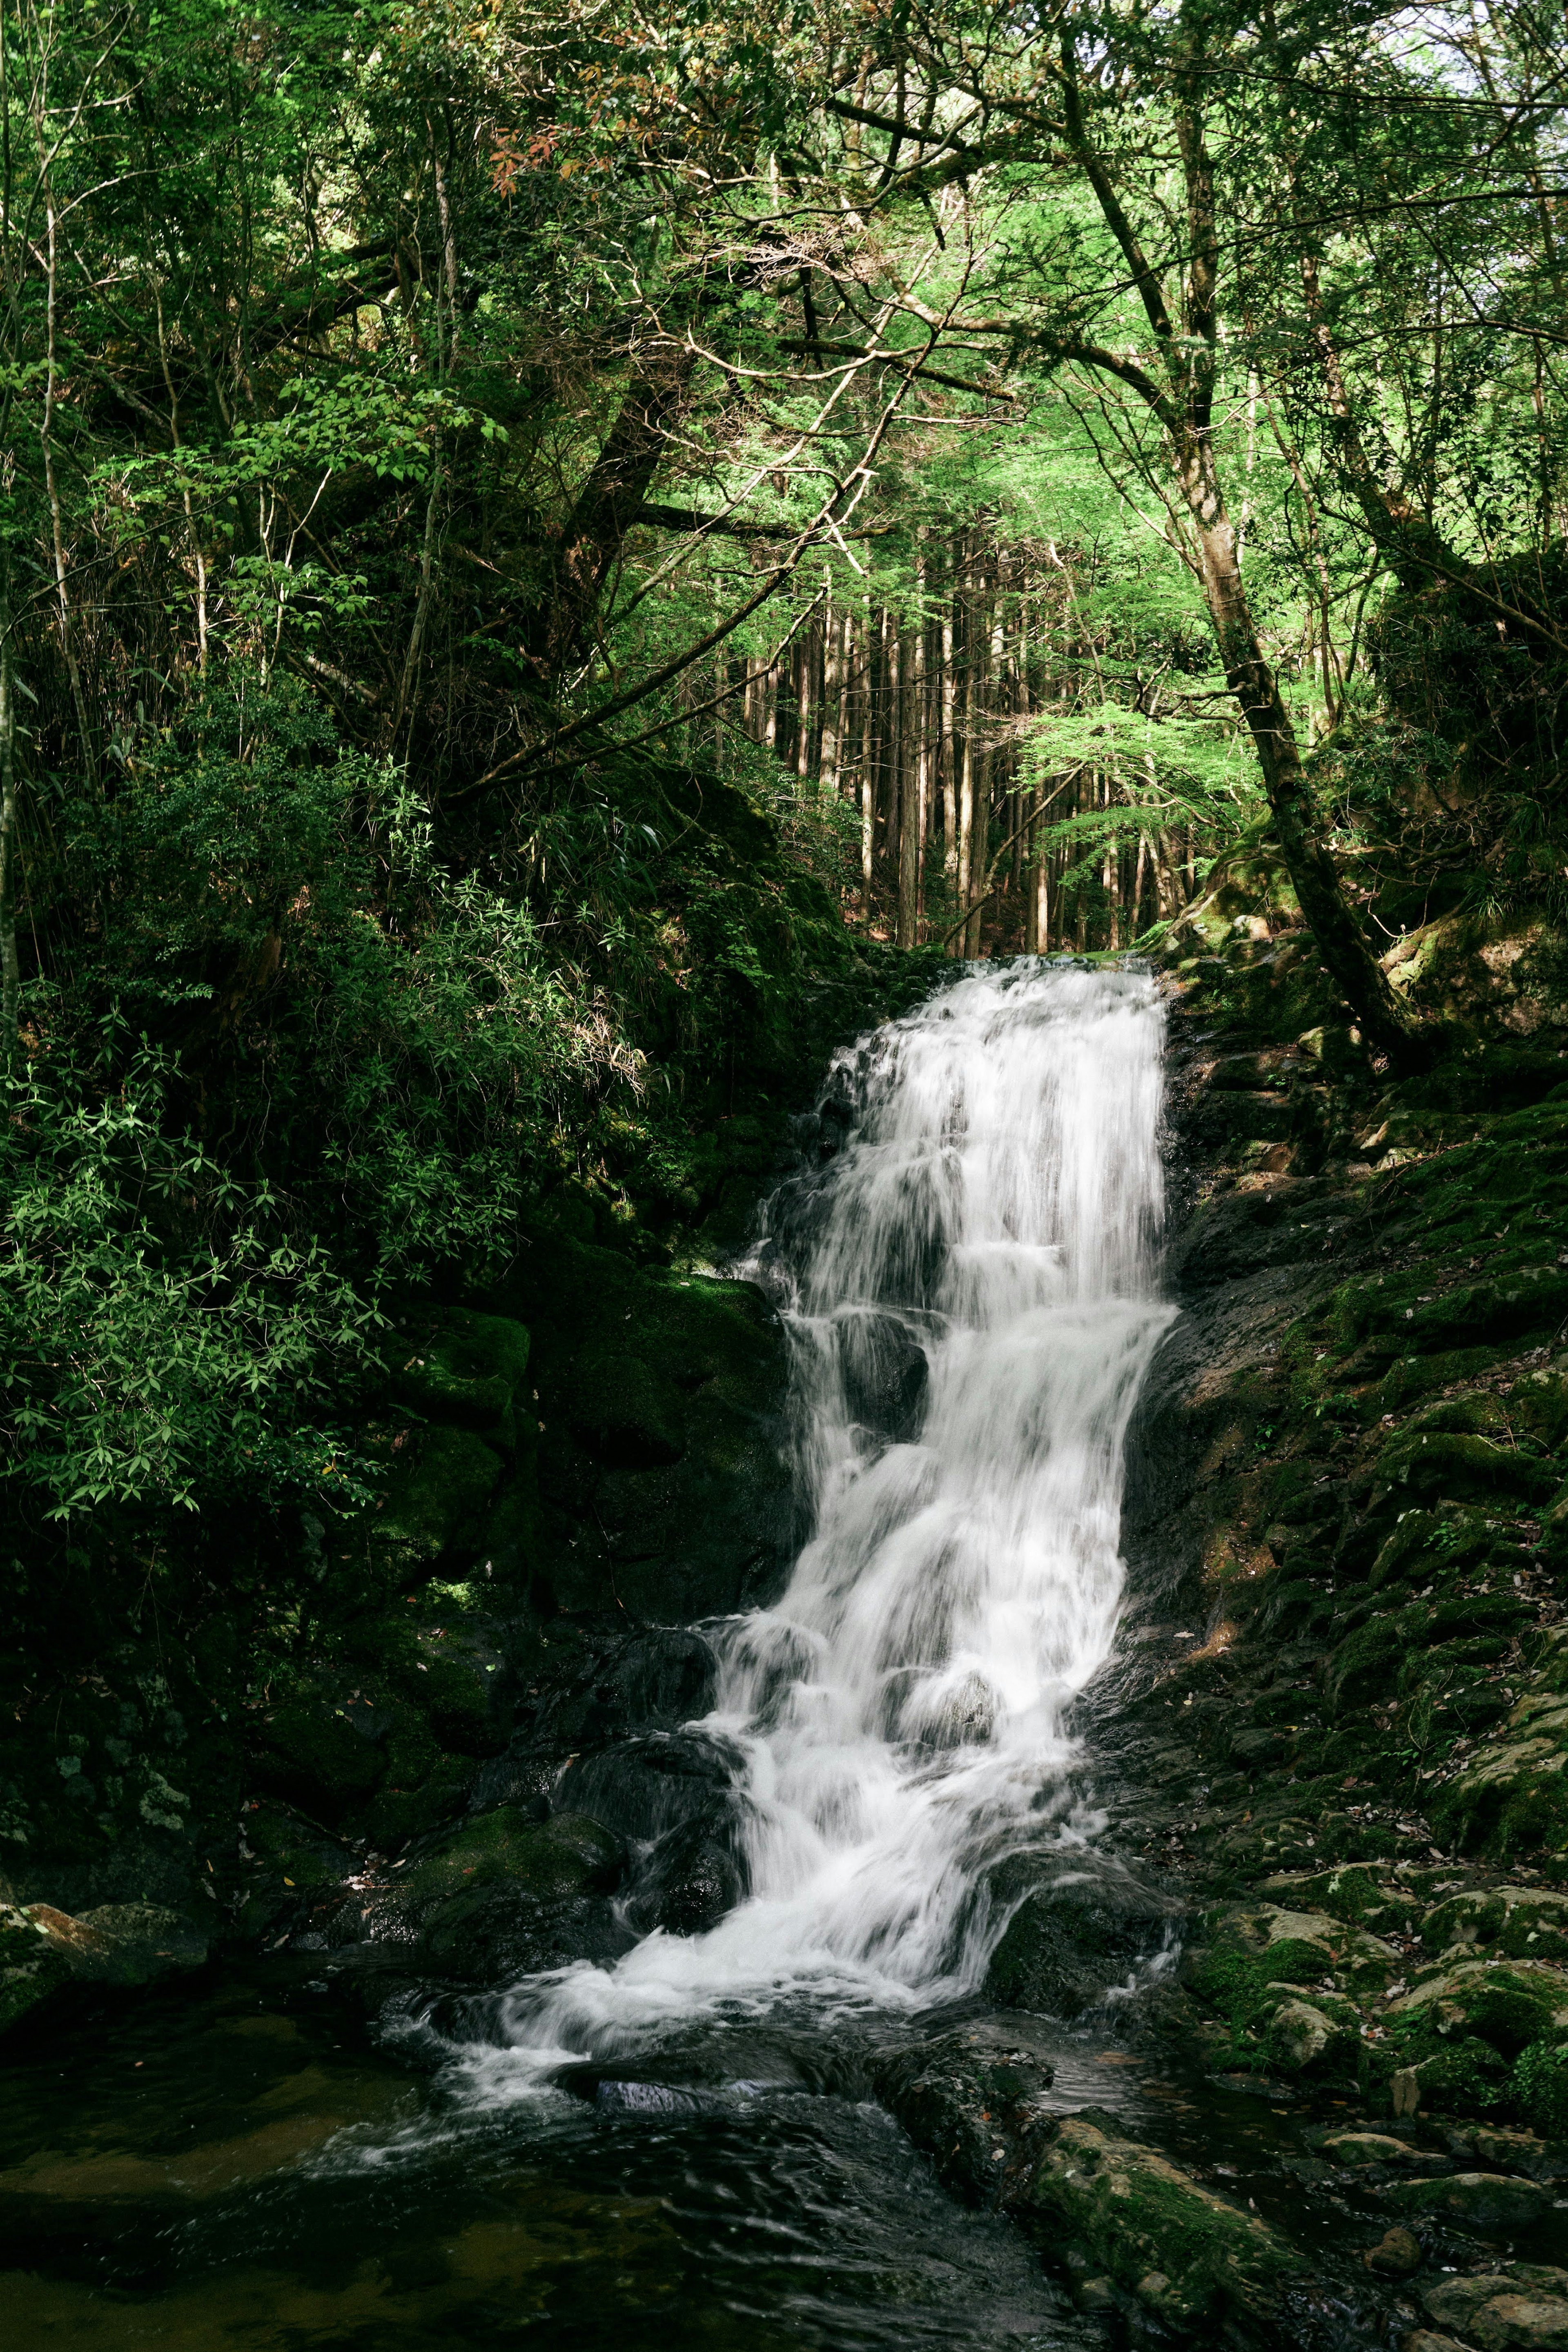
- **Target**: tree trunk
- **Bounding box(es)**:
[1174,429,1417,1062]
[0,557,19,1066]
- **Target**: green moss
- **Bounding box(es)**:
[1514,2037,1568,2136]
[397,1807,620,1908]
[373,1425,504,1578]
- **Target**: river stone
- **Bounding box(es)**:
[1363,2225,1423,2277]
[1426,2269,1568,2350]
[1324,2131,1448,2174]
[1264,1995,1359,2078]
[1388,2171,1552,2235]
[1014,2114,1307,2331]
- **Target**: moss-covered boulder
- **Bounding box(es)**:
[0,1900,73,2036]
[392,1308,532,1449]
[1388,2171,1552,2236]
[249,1691,388,1819]
[1016,2115,1308,2336]
[365,1806,627,1980]
[1429,1693,1568,1856]
[373,1425,506,1583]
[1388,1959,1568,2055]
[1423,2268,1568,2352]
[490,1236,792,1622]
[1423,1886,1568,1964]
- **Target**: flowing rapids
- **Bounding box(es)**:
[457,960,1175,2087]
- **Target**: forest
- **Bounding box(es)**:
[3,0,1563,1598]
[4,4,1568,2339]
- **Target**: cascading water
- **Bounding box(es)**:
[470,959,1174,2079]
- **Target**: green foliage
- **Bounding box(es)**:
[1513,2038,1568,2138]
[0,1044,382,1520]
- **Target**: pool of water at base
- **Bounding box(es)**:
[0,1962,1111,2352]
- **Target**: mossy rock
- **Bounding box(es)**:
[1423,1886,1568,1963]
[234,1800,359,1940]
[0,1903,71,2037]
[361,1766,473,1852]
[1260,1991,1362,2080]
[1258,1865,1417,1936]
[1388,1958,1568,2055]
[1428,1704,1568,1856]
[249,1694,386,1819]
[374,1425,504,1581]
[392,1308,532,1449]
[1374,1431,1560,1512]
[1424,2266,1568,2348]
[1018,2115,1308,2332]
[1385,2170,1551,2236]
[394,1806,621,1912]
[1514,2038,1568,2138]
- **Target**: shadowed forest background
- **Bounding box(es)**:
[1,0,1565,1815]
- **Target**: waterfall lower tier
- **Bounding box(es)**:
[468,960,1174,2078]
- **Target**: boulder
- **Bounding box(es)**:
[363,1806,626,1980]
[0,1891,206,2035]
[1363,2225,1423,2278]
[1388,2172,1552,2236]
[1425,2267,1568,2350]
[373,1424,505,1582]
[1263,1994,1361,2080]
[1388,1960,1568,2056]
[1423,1888,1568,1966]
[1014,2114,1307,2334]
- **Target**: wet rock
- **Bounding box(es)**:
[829,1304,929,1442]
[624,1812,748,1937]
[1387,2171,1552,2236]
[365,1805,626,1980]
[1325,2131,1450,2176]
[984,1860,1178,2018]
[869,2018,1057,2202]
[1424,2267,1568,2350]
[554,1730,743,1846]
[1363,2225,1423,2277]
[1012,2113,1307,2336]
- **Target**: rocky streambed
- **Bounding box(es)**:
[7,888,1568,2352]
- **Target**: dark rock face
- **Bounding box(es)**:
[488,1233,795,1626]
[983,1854,1181,2018]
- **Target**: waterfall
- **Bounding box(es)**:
[474,960,1174,2072]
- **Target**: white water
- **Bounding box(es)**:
[459,960,1174,2088]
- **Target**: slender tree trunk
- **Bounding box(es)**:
[956,564,978,956]
[1174,430,1414,1059]
[0,558,19,1066]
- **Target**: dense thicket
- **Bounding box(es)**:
[0,0,1564,1698]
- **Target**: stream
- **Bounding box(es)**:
[1,962,1216,2347]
